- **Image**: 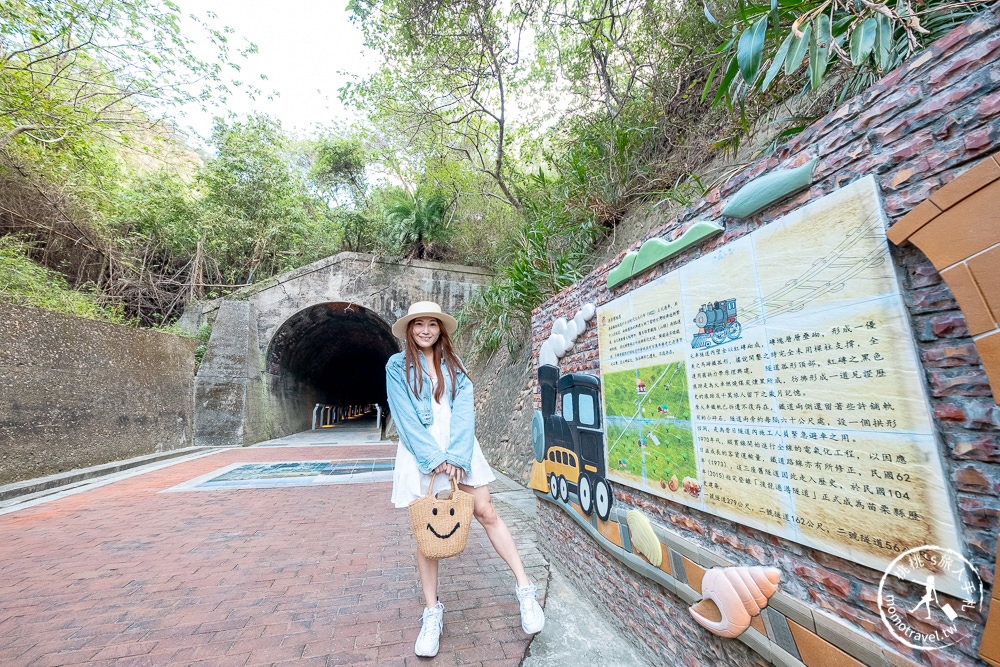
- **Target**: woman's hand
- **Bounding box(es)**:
[433,462,463,480]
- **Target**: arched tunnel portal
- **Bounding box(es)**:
[265,302,399,431]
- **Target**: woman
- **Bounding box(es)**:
[386,301,544,658]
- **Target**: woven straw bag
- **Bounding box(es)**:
[408,474,474,560]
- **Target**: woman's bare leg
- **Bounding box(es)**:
[460,483,530,587]
[415,550,440,608]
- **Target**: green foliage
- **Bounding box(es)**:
[0,0,274,326]
[382,187,452,259]
[651,172,708,209]
[459,207,599,355]
[194,322,212,368]
[159,320,213,367]
[0,236,123,322]
[93,114,345,319]
[548,115,669,227]
[457,104,714,354]
[330,209,379,253]
[118,169,202,257]
[402,150,522,266]
[703,0,990,144]
[344,0,530,210]
[342,0,725,356]
[8,0,973,349]
[102,114,347,311]
[310,135,369,206]
[196,114,337,284]
[533,0,718,121]
[0,0,256,154]
[445,193,520,268]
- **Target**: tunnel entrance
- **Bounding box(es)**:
[265,302,399,434]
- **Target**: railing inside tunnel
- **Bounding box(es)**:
[311,403,383,430]
[312,404,331,429]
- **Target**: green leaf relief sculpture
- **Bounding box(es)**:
[607,251,638,289]
[606,221,724,289]
[721,158,818,219]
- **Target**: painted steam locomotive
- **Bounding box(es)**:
[532,364,614,520]
[691,298,741,349]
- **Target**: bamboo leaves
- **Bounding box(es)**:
[715,58,741,105]
[850,17,877,66]
[785,23,811,76]
[809,13,831,89]
[875,12,895,70]
[703,0,990,131]
[761,30,792,92]
[737,16,768,84]
[704,1,719,26]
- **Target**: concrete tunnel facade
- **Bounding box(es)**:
[186,252,492,447]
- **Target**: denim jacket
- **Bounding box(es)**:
[385,351,475,474]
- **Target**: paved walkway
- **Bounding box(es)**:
[0,422,651,667]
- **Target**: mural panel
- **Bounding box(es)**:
[596,176,965,593]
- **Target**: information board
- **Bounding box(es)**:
[597,176,965,592]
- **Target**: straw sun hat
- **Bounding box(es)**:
[391,301,458,339]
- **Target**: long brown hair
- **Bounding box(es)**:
[404,318,467,402]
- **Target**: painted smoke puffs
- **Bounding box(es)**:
[537,303,596,367]
[688,566,781,638]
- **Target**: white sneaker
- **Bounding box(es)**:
[415,602,444,657]
[515,583,545,634]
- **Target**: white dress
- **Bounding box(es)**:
[391,375,495,508]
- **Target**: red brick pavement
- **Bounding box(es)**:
[0,446,546,666]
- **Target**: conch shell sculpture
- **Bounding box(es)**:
[688,566,781,638]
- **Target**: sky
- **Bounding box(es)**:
[172,0,377,143]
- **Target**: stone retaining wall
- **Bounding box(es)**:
[531,7,1000,666]
[194,301,271,447]
[0,303,198,486]
[470,342,537,486]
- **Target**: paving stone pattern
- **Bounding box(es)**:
[0,446,548,666]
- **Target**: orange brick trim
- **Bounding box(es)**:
[887,151,1000,405]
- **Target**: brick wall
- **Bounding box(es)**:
[538,501,768,665]
[531,6,1000,665]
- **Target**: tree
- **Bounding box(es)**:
[0,0,255,153]
[383,186,452,259]
[106,116,345,316]
[197,114,331,284]
[310,134,369,206]
[330,209,378,253]
[343,0,536,211]
[537,0,672,123]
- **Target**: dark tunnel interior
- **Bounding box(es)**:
[265,302,399,415]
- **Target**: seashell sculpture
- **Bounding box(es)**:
[625,510,662,567]
[688,566,781,638]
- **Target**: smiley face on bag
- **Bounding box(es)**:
[426,505,461,539]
